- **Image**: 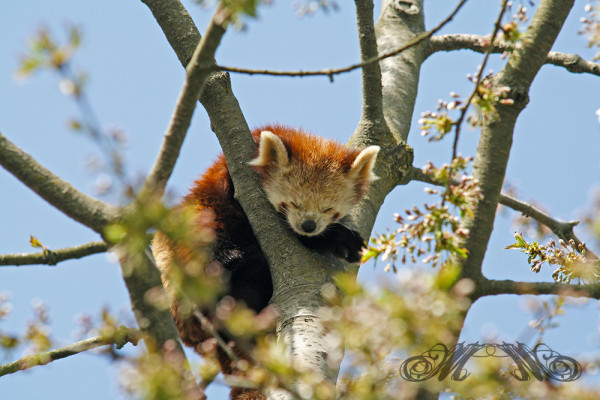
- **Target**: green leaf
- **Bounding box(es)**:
[360,249,378,263]
[515,232,526,246]
[436,263,461,290]
[16,56,42,78]
[29,235,43,249]
[1,335,19,349]
[454,247,468,259]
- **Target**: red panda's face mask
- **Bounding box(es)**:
[249,130,379,237]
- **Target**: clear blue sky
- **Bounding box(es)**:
[1,1,599,399]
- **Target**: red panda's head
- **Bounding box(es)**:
[248,128,379,237]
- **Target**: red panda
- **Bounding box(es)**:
[152,125,379,399]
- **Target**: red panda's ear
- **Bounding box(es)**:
[248,130,289,168]
[348,146,380,182]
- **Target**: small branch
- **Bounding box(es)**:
[139,6,229,199]
[498,193,599,260]
[476,277,600,299]
[0,328,140,377]
[0,133,119,234]
[546,51,600,76]
[193,310,240,363]
[216,0,468,82]
[0,240,108,266]
[410,166,598,260]
[427,33,600,77]
[217,64,341,79]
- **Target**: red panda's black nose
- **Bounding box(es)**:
[301,220,317,233]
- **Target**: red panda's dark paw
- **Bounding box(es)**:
[335,227,365,263]
[324,223,365,263]
[298,224,365,263]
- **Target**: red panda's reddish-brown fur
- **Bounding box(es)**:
[152,125,379,400]
[250,125,362,174]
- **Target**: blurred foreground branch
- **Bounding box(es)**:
[0,328,140,377]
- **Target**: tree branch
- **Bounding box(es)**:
[454,0,575,281]
[0,241,108,266]
[410,166,599,260]
[141,0,203,67]
[545,50,600,75]
[354,0,386,127]
[0,328,140,377]
[0,133,119,234]
[426,33,600,77]
[138,6,228,199]
[476,277,600,299]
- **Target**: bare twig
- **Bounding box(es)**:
[192,310,240,363]
[450,0,509,162]
[217,0,468,80]
[427,34,600,77]
[139,6,229,199]
[0,328,140,377]
[410,166,598,260]
[0,133,119,234]
[0,241,108,266]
